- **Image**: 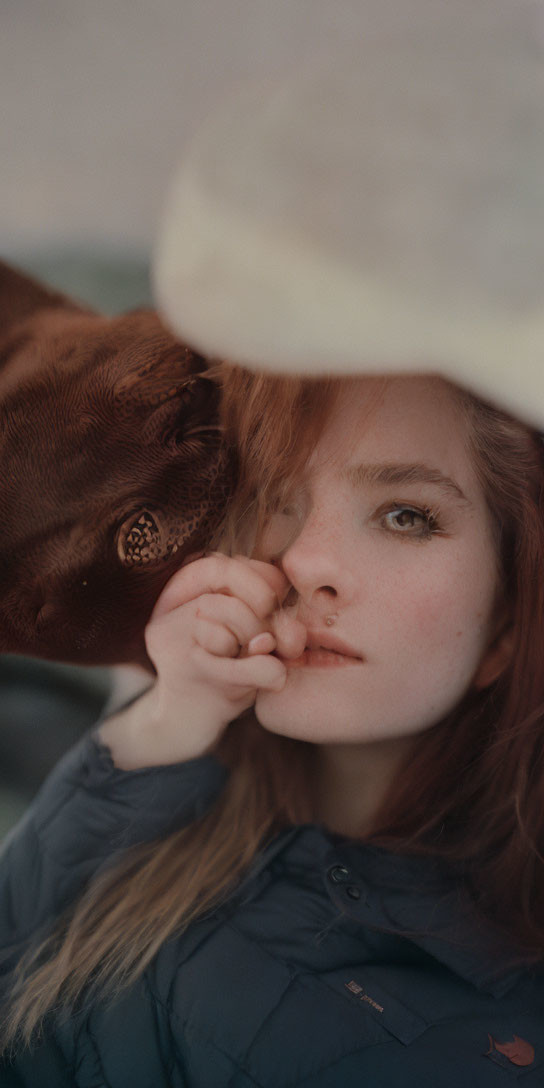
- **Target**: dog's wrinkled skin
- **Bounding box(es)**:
[0,260,235,669]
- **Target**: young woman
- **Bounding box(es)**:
[1,362,544,1086]
[4,2,544,1082]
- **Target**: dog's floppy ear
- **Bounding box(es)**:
[0,258,92,333]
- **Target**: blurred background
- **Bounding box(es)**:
[2,0,363,259]
[1,0,366,837]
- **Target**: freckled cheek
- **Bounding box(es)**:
[410,592,464,643]
[391,571,488,652]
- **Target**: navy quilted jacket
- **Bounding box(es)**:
[1,725,544,1087]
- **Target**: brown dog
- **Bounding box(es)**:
[0,260,234,670]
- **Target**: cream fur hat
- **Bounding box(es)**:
[153,0,544,432]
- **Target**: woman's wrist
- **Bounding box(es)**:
[96,684,226,771]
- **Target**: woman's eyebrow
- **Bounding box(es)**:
[339,461,473,507]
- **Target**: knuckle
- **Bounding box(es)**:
[208,551,228,567]
[222,629,239,652]
[262,587,280,616]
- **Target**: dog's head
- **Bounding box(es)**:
[0,260,235,668]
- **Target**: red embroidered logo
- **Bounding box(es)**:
[486,1033,535,1067]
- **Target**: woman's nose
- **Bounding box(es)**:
[275,511,355,614]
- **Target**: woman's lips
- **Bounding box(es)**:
[271,625,364,667]
[274,648,364,668]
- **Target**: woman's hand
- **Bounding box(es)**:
[98,553,293,769]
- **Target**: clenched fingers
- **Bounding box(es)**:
[150,553,290,623]
[190,645,286,694]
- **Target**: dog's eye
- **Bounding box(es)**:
[117,508,166,567]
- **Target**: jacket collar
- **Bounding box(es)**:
[323,838,535,998]
[248,825,538,998]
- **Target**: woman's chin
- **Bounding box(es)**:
[254,688,334,742]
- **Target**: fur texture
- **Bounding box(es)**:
[0,260,234,668]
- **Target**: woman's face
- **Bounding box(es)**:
[254,375,511,745]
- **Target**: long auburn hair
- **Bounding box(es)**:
[3,363,544,1053]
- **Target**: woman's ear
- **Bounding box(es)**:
[472,619,515,690]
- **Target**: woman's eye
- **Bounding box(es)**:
[380,505,441,538]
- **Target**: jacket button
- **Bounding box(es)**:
[346,885,361,900]
[328,865,350,883]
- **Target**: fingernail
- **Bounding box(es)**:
[248,633,274,654]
